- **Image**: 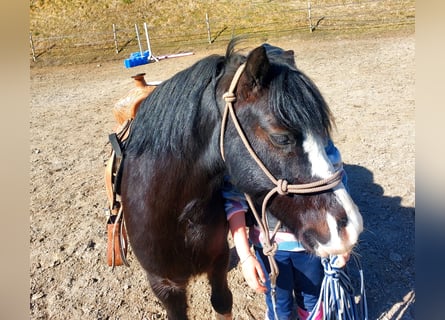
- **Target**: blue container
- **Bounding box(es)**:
[124,50,150,68]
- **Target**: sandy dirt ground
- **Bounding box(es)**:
[30,31,415,319]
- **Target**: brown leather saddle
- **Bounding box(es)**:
[104,73,157,267]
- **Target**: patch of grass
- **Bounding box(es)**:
[29,0,415,66]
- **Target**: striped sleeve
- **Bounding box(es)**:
[325,140,348,189]
[221,176,249,221]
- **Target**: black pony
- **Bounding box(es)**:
[120,39,363,319]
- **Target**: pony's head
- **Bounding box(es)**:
[220,42,363,257]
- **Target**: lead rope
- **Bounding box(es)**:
[244,193,280,320]
[307,255,368,320]
[220,64,345,320]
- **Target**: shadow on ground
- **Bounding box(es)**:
[227,164,415,319]
[345,164,415,319]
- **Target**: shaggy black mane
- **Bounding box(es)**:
[125,54,224,158]
[125,39,333,161]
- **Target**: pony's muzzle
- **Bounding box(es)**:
[315,200,363,258]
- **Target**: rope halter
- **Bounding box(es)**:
[219,63,344,297]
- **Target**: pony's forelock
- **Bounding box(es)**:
[269,66,333,138]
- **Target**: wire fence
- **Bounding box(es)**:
[29,0,415,66]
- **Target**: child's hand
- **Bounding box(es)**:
[240,255,267,293]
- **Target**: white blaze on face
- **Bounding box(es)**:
[302,133,363,256]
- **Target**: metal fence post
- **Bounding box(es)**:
[144,22,158,62]
[135,24,143,55]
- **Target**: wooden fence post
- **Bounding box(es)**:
[205,12,212,44]
[30,32,36,62]
[112,23,119,54]
[307,1,313,32]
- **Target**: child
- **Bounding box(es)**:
[222,140,349,320]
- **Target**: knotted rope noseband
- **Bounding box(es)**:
[219,63,344,314]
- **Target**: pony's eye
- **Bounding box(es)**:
[270,134,294,146]
[338,216,348,229]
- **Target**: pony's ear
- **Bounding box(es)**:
[244,45,271,88]
[282,50,296,67]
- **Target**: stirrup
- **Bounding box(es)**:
[106,206,129,267]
